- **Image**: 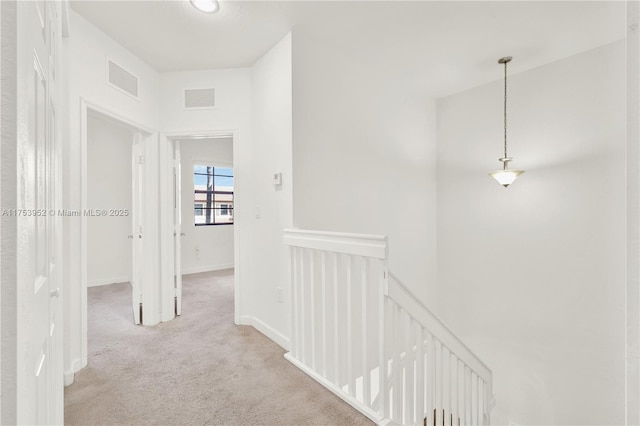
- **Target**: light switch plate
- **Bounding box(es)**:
[273,172,282,186]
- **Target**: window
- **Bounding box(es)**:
[194,165,234,225]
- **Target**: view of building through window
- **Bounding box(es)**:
[194,165,234,225]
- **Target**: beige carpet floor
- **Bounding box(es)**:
[64,269,373,426]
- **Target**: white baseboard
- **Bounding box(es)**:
[181,263,234,275]
[63,358,83,386]
[87,276,129,287]
[239,315,290,351]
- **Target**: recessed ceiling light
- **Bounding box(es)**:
[189,0,219,14]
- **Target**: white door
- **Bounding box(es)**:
[130,133,177,325]
[131,132,170,326]
[15,0,63,423]
[159,134,176,322]
[174,141,183,315]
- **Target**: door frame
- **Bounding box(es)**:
[164,130,241,325]
[78,98,153,364]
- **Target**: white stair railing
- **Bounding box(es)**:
[283,229,494,426]
[385,273,494,425]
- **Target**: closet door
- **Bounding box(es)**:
[15,1,63,423]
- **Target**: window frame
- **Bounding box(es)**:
[194,202,204,217]
[193,164,234,226]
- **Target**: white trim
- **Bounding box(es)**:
[164,129,242,326]
[191,157,233,169]
[284,353,384,425]
[87,276,129,288]
[158,133,175,323]
[61,0,70,38]
[79,98,152,367]
[283,228,388,259]
[80,99,88,367]
[63,358,82,386]
[627,2,640,424]
[82,98,153,135]
[162,129,235,140]
[239,315,290,351]
[181,264,234,276]
[183,106,218,111]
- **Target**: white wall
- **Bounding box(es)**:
[180,137,234,274]
[65,10,160,380]
[86,114,133,287]
[627,3,640,424]
[159,67,253,327]
[436,41,626,425]
[158,40,294,349]
[0,2,17,422]
[0,3,3,419]
[291,32,438,304]
[159,68,251,134]
[64,8,294,384]
[245,33,293,347]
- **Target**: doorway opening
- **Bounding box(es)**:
[86,111,133,291]
[168,132,239,324]
[85,109,139,351]
[79,99,154,364]
[79,100,243,365]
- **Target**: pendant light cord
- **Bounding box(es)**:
[503,59,508,160]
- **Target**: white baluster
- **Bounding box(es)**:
[347,254,354,395]
[361,256,370,406]
[436,339,442,420]
[320,250,327,378]
[453,352,457,424]
[458,364,462,426]
[426,332,435,425]
[309,250,316,370]
[454,356,460,425]
[479,379,485,426]
[443,345,449,421]
[333,252,340,386]
[472,372,477,426]
[415,323,425,425]
[449,352,455,424]
[405,313,419,424]
[291,246,298,359]
[484,380,490,426]
[392,303,402,421]
[477,376,481,426]
[378,261,387,418]
[465,365,471,426]
[299,248,306,364]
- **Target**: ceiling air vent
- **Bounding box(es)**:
[107,59,139,99]
[184,88,216,109]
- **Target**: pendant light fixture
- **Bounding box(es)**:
[488,56,524,187]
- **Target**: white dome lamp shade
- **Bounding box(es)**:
[489,158,524,187]
[488,56,524,188]
[190,0,219,13]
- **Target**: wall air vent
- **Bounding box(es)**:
[184,88,216,109]
[107,59,139,99]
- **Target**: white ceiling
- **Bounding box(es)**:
[70,0,627,97]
